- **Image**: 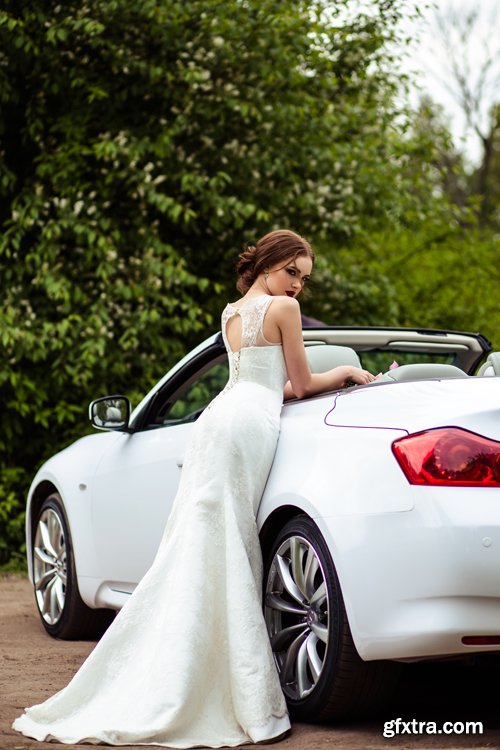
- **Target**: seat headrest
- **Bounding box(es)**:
[477,352,500,376]
[382,363,467,382]
[306,344,361,373]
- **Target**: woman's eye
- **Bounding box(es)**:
[286,268,296,276]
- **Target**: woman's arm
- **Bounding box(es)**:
[283,366,374,400]
[270,296,375,399]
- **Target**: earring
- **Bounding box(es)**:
[264,272,269,280]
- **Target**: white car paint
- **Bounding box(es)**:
[25,327,500,665]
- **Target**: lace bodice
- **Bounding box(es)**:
[221,296,288,395]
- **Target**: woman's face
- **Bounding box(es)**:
[265,254,313,298]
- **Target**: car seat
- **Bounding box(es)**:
[305,344,361,373]
[476,352,500,376]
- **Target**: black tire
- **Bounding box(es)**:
[32,493,115,640]
[263,515,400,722]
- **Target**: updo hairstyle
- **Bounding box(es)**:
[236,229,314,294]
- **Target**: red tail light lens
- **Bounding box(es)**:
[392,427,500,486]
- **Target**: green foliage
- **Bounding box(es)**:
[300,250,401,326]
[0,466,27,571]
[372,227,500,349]
[301,95,478,328]
[0,0,467,566]
[329,98,500,350]
[471,103,500,228]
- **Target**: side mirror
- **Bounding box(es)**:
[89,395,131,432]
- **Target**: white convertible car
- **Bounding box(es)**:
[26,325,500,721]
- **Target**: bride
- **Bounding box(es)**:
[13,229,375,747]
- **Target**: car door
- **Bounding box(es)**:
[88,356,229,588]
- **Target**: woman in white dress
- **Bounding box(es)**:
[13,229,375,747]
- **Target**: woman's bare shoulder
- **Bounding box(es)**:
[269,295,301,312]
[267,296,301,335]
[268,295,300,320]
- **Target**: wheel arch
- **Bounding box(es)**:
[27,480,61,580]
[30,485,115,639]
[259,505,362,659]
[260,510,401,720]
[259,504,310,560]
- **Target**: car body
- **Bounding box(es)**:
[26,325,500,720]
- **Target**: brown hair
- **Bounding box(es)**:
[236,229,314,294]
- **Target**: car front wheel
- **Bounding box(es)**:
[264,515,399,721]
[33,493,114,639]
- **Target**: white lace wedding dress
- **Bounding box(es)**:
[13,294,291,748]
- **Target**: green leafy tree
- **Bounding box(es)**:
[362,97,500,349]
[0,0,429,566]
[471,103,500,228]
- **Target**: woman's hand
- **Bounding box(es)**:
[334,366,377,387]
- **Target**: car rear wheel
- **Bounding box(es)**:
[264,515,400,721]
[33,493,114,639]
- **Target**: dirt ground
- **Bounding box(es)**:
[1,574,500,750]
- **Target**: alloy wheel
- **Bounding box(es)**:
[264,534,329,700]
[33,506,67,625]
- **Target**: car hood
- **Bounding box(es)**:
[325,377,500,439]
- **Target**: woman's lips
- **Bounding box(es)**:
[285,291,295,297]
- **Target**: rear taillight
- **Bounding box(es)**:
[392,427,500,487]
